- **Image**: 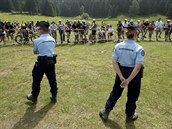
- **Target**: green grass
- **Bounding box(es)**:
[0,13,172,129]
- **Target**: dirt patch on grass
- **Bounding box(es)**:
[0,70,12,77]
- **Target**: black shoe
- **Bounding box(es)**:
[99,110,109,121]
[50,97,57,103]
[26,94,37,104]
[126,113,138,122]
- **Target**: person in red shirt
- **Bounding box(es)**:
[148,21,155,41]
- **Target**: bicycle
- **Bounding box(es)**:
[15,30,29,45]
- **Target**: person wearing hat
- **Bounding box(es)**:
[65,20,72,43]
[90,19,97,43]
[164,20,171,42]
[99,25,145,122]
[123,19,129,35]
[27,21,58,104]
[58,19,65,44]
[155,18,164,41]
[77,20,83,42]
[72,20,79,43]
[141,19,149,41]
[136,20,141,40]
[81,20,88,44]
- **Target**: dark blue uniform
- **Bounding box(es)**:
[105,39,145,117]
[31,34,58,99]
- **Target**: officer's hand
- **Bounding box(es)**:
[120,80,129,88]
[120,76,125,82]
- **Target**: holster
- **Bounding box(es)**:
[53,54,57,64]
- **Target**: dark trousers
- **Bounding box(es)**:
[32,57,58,98]
[59,30,65,44]
[105,66,141,117]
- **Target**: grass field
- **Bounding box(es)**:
[0,13,172,129]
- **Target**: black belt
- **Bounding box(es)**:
[118,63,144,78]
[118,63,134,70]
[37,56,53,62]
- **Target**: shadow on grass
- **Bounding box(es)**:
[101,118,136,129]
[101,119,122,129]
[125,121,136,129]
[11,102,55,129]
[0,44,32,48]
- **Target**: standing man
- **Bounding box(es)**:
[0,21,6,45]
[5,22,15,41]
[155,18,164,41]
[50,21,58,42]
[117,20,124,42]
[108,25,114,41]
[141,19,149,41]
[90,19,97,43]
[58,20,65,44]
[99,25,145,122]
[81,20,88,44]
[136,20,142,41]
[123,19,129,34]
[72,20,79,43]
[27,21,58,104]
[164,20,171,42]
[65,20,72,43]
[148,21,155,41]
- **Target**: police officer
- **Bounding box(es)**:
[27,21,58,104]
[99,24,145,122]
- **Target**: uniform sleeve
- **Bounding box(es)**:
[112,45,118,60]
[32,39,38,51]
[135,48,145,64]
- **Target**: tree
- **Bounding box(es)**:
[81,13,90,20]
[0,0,172,18]
[24,0,39,14]
[0,0,14,12]
[129,0,140,16]
[41,0,57,17]
[80,5,85,14]
[12,0,22,12]
[59,1,71,17]
[166,4,172,19]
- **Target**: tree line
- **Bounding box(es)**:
[0,0,172,18]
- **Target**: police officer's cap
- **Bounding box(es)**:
[127,24,137,31]
[36,21,50,28]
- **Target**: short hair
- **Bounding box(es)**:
[36,21,50,32]
[126,25,137,39]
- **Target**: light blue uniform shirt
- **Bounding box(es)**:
[33,34,56,57]
[112,39,145,67]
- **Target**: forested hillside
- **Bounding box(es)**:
[0,0,171,18]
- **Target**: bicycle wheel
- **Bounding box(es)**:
[15,35,23,45]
